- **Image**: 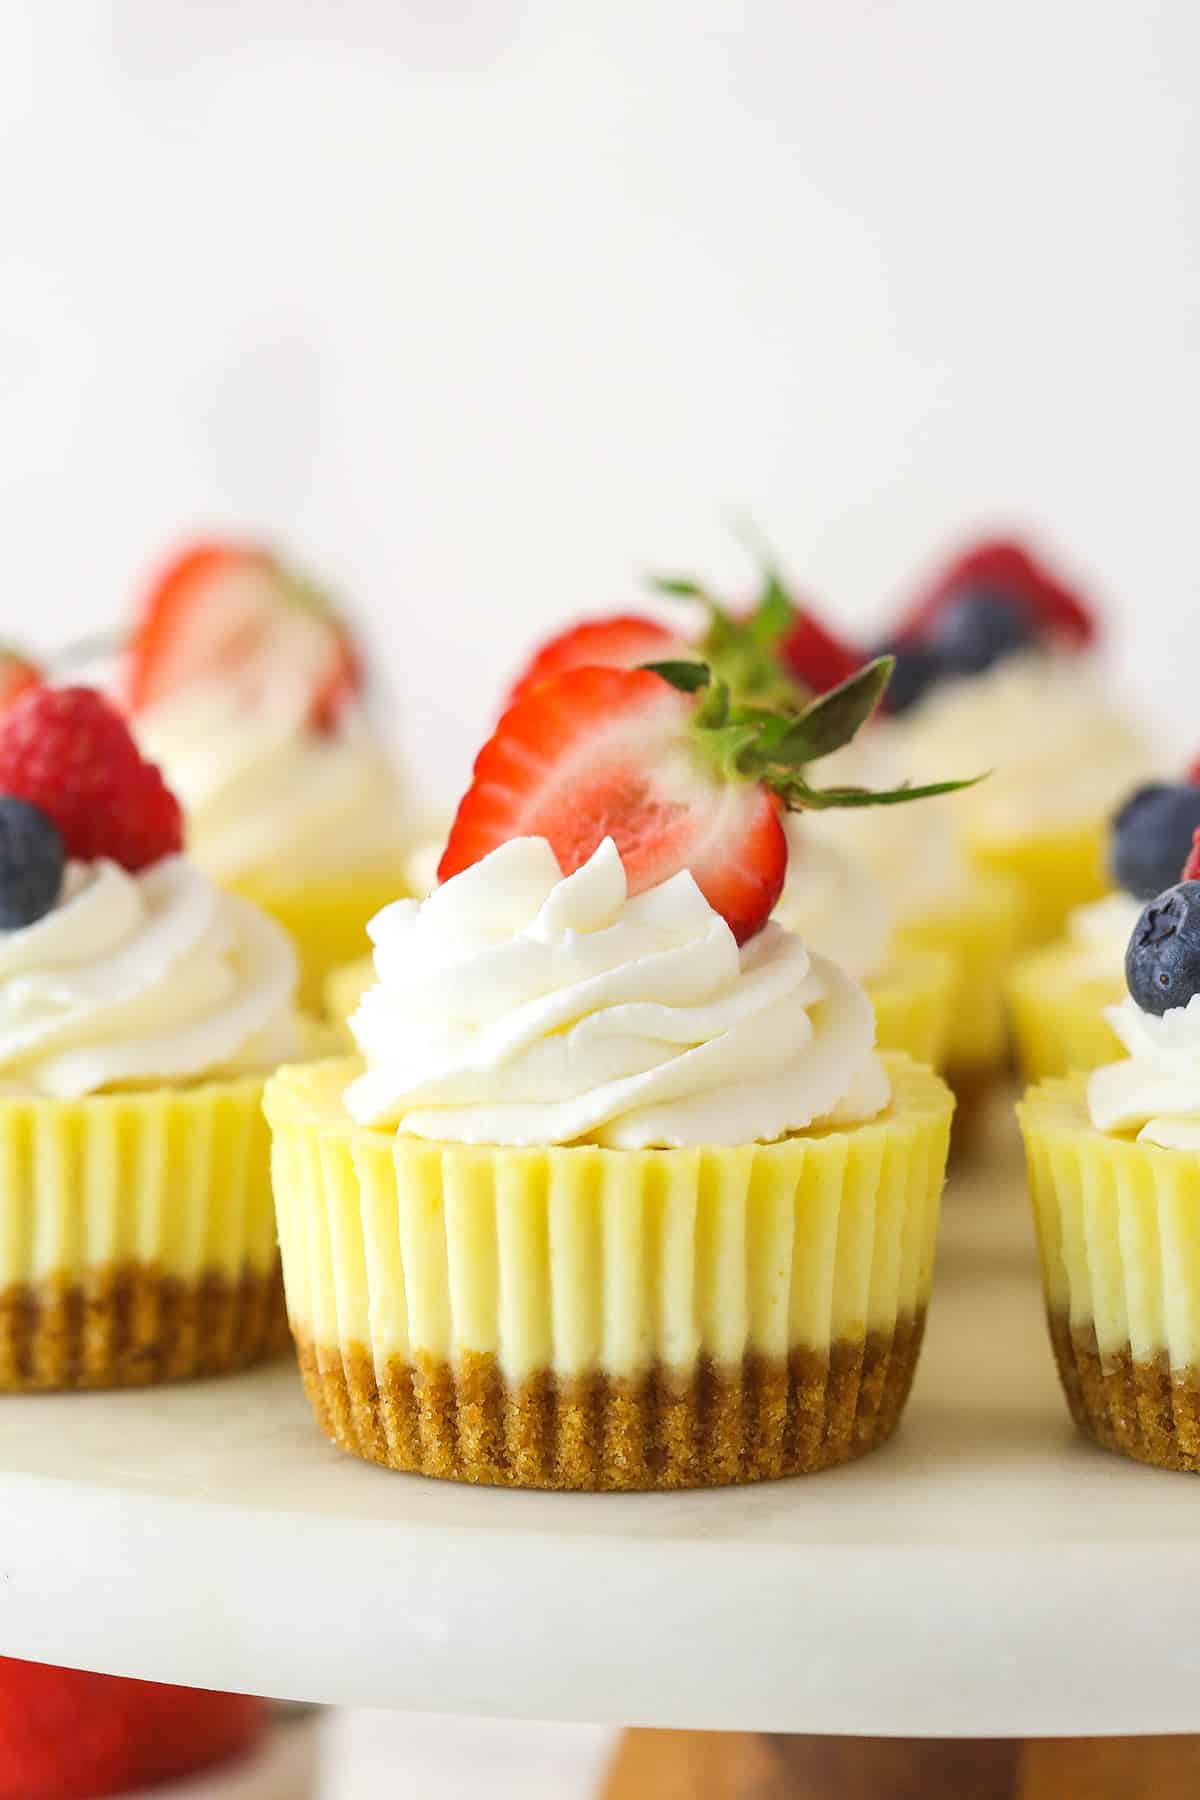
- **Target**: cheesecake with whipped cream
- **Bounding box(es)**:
[0,684,314,1391]
[1019,889,1200,1470]
[266,837,954,1490]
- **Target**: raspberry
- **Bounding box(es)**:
[0,687,183,873]
[0,1659,265,1800]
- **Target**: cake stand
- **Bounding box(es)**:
[2,1090,1199,1745]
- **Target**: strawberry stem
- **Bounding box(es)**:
[644,658,984,812]
[649,567,807,707]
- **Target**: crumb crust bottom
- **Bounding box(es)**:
[292,1315,925,1491]
[0,1263,290,1392]
[1049,1314,1200,1474]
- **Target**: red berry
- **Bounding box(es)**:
[897,537,1096,647]
[124,539,361,731]
[0,686,183,873]
[0,1659,265,1800]
[507,614,682,705]
[779,610,864,695]
[440,665,788,944]
[1184,825,1200,883]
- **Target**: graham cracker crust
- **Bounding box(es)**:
[292,1313,925,1490]
[1048,1313,1200,1473]
[0,1263,291,1392]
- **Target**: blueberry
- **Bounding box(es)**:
[928,585,1034,675]
[1110,783,1200,901]
[0,796,65,929]
[1126,882,1200,1014]
[877,640,945,715]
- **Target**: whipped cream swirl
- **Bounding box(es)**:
[892,652,1149,838]
[345,837,890,1148]
[0,856,301,1098]
[1089,994,1200,1149]
[135,680,406,884]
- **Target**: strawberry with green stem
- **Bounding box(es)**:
[650,556,864,704]
[440,655,978,944]
[505,548,864,712]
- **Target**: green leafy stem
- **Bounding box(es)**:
[644,657,986,811]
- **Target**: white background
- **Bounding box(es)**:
[2,2,1197,808]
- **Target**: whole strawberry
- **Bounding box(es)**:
[440,658,974,944]
[0,686,183,873]
[0,1659,265,1800]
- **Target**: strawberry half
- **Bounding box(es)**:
[896,537,1096,648]
[441,658,975,943]
[507,614,683,704]
[124,539,361,730]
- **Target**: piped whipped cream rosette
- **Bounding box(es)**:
[1019,867,1200,1472]
[345,837,889,1148]
[0,682,312,1392]
[121,539,417,1008]
[1008,772,1200,1082]
[0,857,299,1098]
[267,653,957,1490]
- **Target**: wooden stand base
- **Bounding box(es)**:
[603,1730,1200,1798]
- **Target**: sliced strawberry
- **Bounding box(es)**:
[0,649,41,716]
[440,657,974,943]
[507,615,682,704]
[124,539,361,730]
[896,537,1096,647]
[442,665,787,942]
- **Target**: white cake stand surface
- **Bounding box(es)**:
[2,1090,1197,1740]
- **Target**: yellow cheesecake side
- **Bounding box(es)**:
[1019,1075,1200,1470]
[0,1075,288,1391]
[265,1055,953,1489]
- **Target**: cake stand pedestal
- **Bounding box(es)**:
[2,1090,1199,1759]
[603,1731,1200,1798]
